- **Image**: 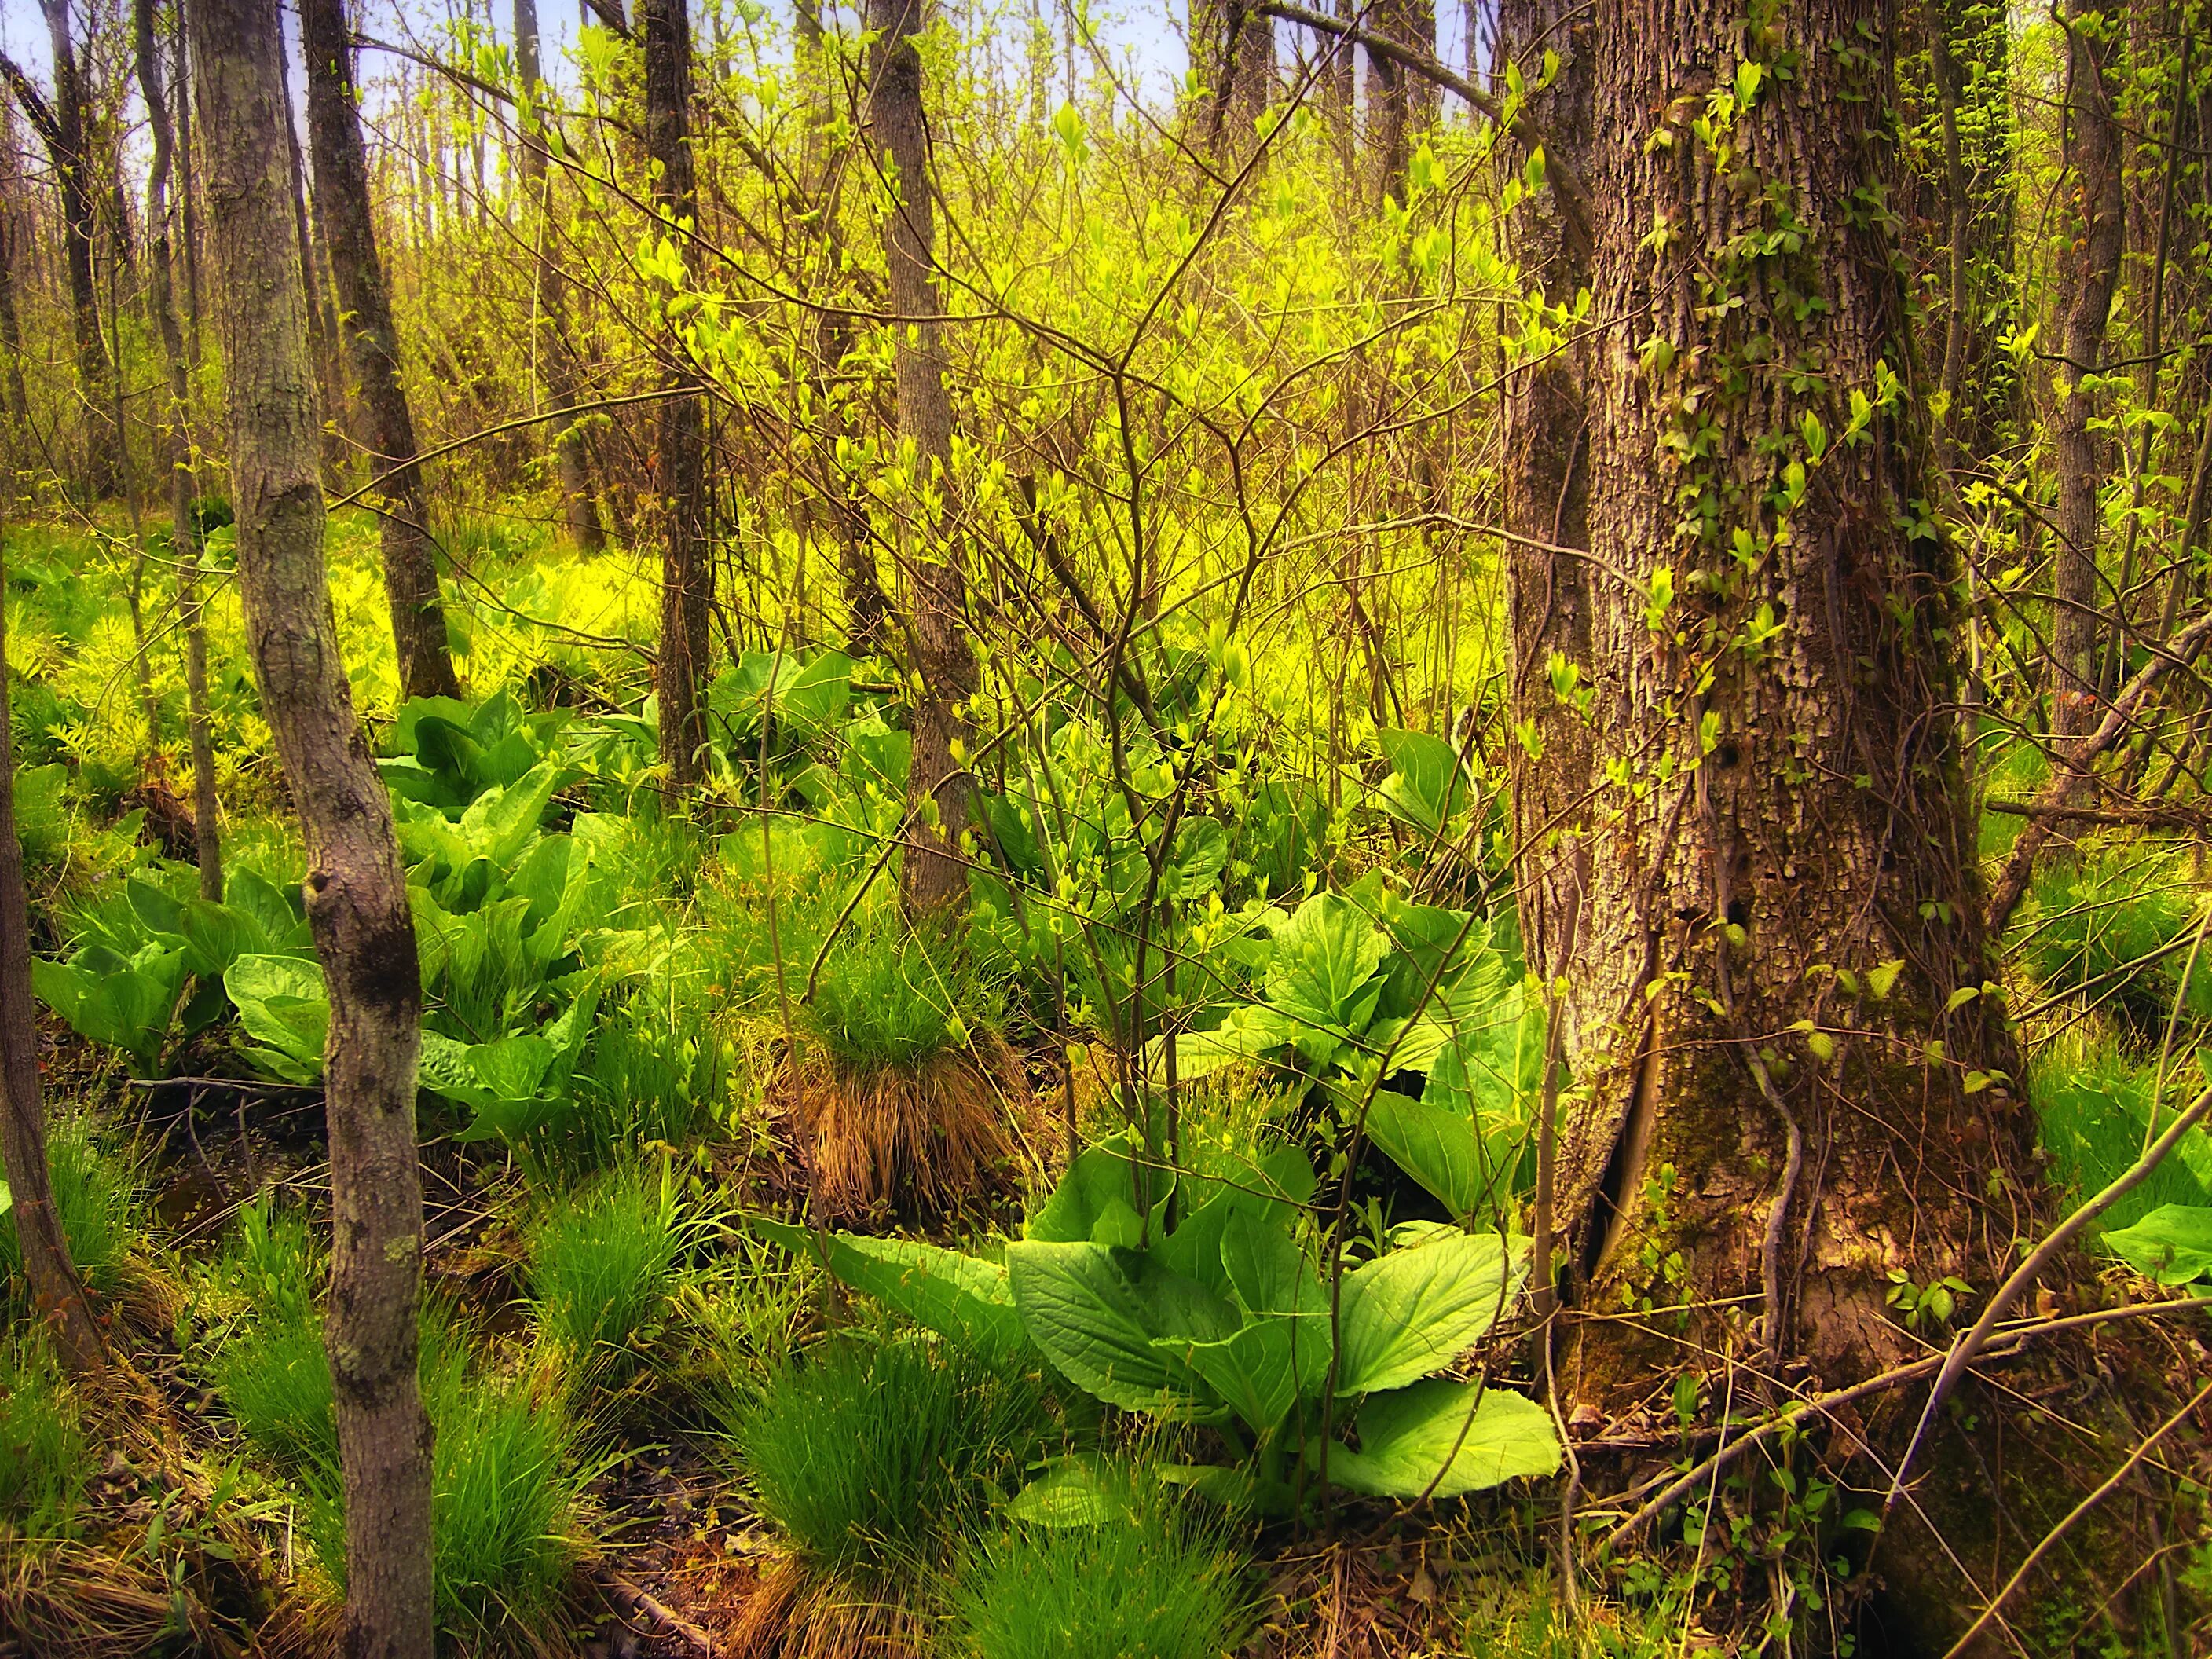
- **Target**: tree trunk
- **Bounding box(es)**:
[192,4,435,1655]
[276,27,347,484]
[298,0,465,705]
[1518,0,2026,1406]
[174,18,204,371]
[515,0,606,551]
[0,3,122,498]
[1365,0,1435,203]
[1194,0,1274,150]
[0,169,26,443]
[137,0,222,901]
[0,525,105,1379]
[2049,0,2124,742]
[643,0,712,791]
[868,0,977,918]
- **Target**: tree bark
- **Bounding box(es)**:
[137,0,222,901]
[1518,0,2025,1407]
[2048,0,2124,741]
[0,526,105,1379]
[1364,0,1436,202]
[298,0,465,705]
[868,0,978,918]
[643,0,712,791]
[192,3,435,1654]
[0,3,121,498]
[276,26,347,483]
[1194,0,1274,151]
[515,0,606,551]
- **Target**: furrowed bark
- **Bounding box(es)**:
[643,0,712,791]
[1525,0,2024,1401]
[192,3,435,1654]
[298,0,465,705]
[867,0,979,918]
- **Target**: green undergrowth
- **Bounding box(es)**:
[526,1157,699,1388]
[949,1460,1253,1659]
[2032,1048,2212,1232]
[0,1331,90,1543]
[723,1332,1066,1590]
[0,1117,145,1314]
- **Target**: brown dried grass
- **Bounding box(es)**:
[719,1554,928,1659]
[778,1031,1042,1225]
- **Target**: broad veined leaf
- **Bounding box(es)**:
[1156,1002,1302,1082]
[1375,728,1475,838]
[1005,1458,1141,1527]
[1335,1229,1529,1396]
[2104,1204,2212,1284]
[749,1215,1028,1357]
[1265,892,1390,1035]
[224,954,329,1084]
[1323,1379,1561,1498]
[1365,1061,1525,1221]
[1026,1128,1174,1244]
[1005,1240,1225,1417]
[456,757,563,866]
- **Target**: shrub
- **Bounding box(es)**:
[0,1333,90,1540]
[726,1335,1059,1587]
[950,1468,1251,1659]
[0,1118,143,1313]
[526,1159,693,1379]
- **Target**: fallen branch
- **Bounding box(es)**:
[595,1568,715,1656]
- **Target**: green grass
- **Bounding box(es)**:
[0,1331,91,1541]
[2032,1049,2212,1231]
[526,1159,694,1380]
[663,1232,818,1410]
[802,910,1005,1069]
[566,996,727,1168]
[727,1335,1060,1587]
[0,1117,144,1313]
[950,1465,1251,1659]
[2014,848,2212,1024]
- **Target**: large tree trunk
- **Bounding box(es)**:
[868,0,978,918]
[192,4,435,1654]
[1513,0,2026,1406]
[0,530,105,1379]
[515,0,605,551]
[0,3,121,498]
[136,0,222,903]
[298,0,464,705]
[2048,0,2124,742]
[643,0,712,792]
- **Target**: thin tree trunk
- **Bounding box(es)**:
[1533,0,2023,1448]
[1193,0,1273,151]
[0,3,121,498]
[0,518,105,1379]
[1364,0,1434,202]
[643,0,710,789]
[276,30,346,482]
[298,0,465,705]
[868,0,977,917]
[2049,0,2124,740]
[0,174,26,442]
[192,5,434,1654]
[174,19,203,372]
[515,0,605,551]
[137,0,221,899]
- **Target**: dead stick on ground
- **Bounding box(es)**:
[599,1569,715,1656]
[1938,1378,2212,1659]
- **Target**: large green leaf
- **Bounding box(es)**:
[1005,1240,1224,1417]
[225,954,329,1084]
[33,945,186,1068]
[1375,728,1475,839]
[2104,1204,2212,1284]
[1025,1129,1174,1245]
[1335,1229,1527,1396]
[749,1216,1028,1358]
[1365,1062,1525,1221]
[1265,892,1390,1036]
[1323,1379,1560,1498]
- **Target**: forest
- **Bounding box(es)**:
[0,0,2209,1653]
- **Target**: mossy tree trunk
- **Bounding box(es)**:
[192,2,435,1652]
[298,0,465,705]
[1507,0,2029,1406]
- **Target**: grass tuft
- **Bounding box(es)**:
[949,1466,1251,1659]
[726,1335,1060,1590]
[526,1158,694,1382]
[0,1117,145,1314]
[0,1332,90,1542]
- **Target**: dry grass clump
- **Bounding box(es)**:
[779,1033,1038,1223]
